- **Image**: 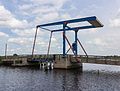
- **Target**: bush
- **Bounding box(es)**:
[13,54,18,56]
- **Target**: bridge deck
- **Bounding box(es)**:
[1,55,120,66]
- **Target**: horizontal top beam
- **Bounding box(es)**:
[37,16,103,32]
[52,25,96,32]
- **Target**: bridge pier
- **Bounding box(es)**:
[53,55,83,71]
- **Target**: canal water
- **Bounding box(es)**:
[0,63,120,91]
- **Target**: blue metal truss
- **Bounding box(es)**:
[37,16,103,57]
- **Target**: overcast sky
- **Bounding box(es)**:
[0,0,120,56]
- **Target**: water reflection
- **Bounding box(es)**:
[62,70,81,91]
[0,64,120,91]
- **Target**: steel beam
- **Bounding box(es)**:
[52,25,96,32]
[63,23,66,57]
[36,16,103,57]
[37,16,103,28]
[75,31,78,55]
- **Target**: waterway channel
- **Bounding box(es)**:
[0,63,120,91]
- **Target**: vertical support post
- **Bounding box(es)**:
[32,27,38,58]
[5,43,7,59]
[63,22,67,57]
[47,32,53,55]
[75,30,78,56]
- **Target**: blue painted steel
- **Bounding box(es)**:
[40,27,52,31]
[74,31,78,55]
[36,16,103,57]
[72,42,77,54]
[37,16,103,27]
[63,23,66,57]
[52,25,96,32]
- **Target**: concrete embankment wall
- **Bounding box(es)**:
[53,55,82,69]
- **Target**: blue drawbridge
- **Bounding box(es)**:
[31,16,103,62]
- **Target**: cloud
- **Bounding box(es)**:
[19,0,67,14]
[8,37,32,45]
[7,36,48,54]
[109,18,120,27]
[109,8,120,28]
[8,36,47,47]
[60,13,71,20]
[0,32,9,37]
[27,0,67,10]
[8,38,42,46]
[0,32,9,55]
[0,5,29,29]
[88,38,107,46]
[34,12,59,24]
[18,0,68,23]
[11,28,44,37]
